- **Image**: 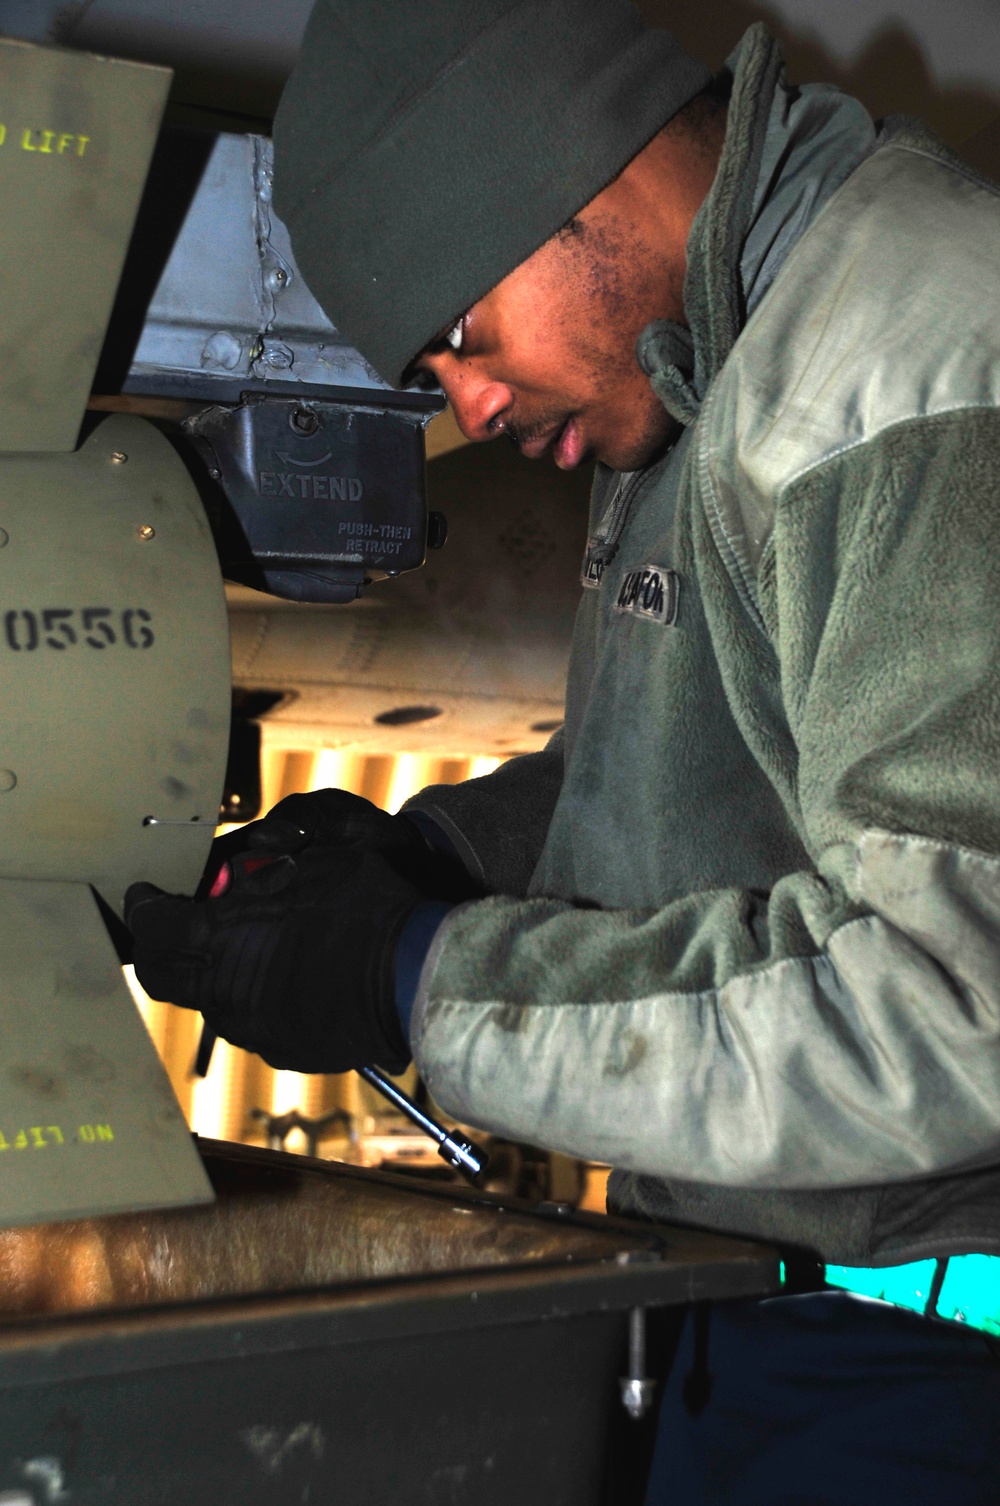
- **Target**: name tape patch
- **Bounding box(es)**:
[614,564,679,625]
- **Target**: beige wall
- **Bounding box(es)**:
[637,0,1000,171]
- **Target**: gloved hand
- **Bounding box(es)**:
[125,844,422,1075]
[212,787,478,903]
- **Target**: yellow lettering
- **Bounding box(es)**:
[75,135,90,158]
[46,1125,64,1145]
[95,1124,114,1142]
[20,129,37,152]
[78,1123,95,1143]
[29,1127,46,1149]
[14,1130,27,1150]
[0,1131,9,1151]
[38,130,55,154]
[0,124,6,147]
[56,133,74,155]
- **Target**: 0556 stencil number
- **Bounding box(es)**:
[3,608,154,652]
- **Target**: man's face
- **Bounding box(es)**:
[415,200,686,473]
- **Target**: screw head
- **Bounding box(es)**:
[137,524,156,541]
[619,1377,656,1420]
[110,451,128,465]
[289,406,319,436]
[263,342,294,370]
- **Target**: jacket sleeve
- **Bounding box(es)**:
[403,731,564,896]
[411,407,1000,1190]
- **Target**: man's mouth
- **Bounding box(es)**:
[514,415,586,469]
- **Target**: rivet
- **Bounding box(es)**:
[262,341,294,370]
[137,524,156,541]
[0,528,9,548]
[0,770,17,792]
[110,451,128,465]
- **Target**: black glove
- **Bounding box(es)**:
[215,787,479,903]
[125,844,422,1075]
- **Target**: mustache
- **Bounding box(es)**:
[498,412,568,447]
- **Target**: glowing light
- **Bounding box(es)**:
[311,749,361,792]
[468,756,503,779]
[384,753,441,813]
[268,1070,314,1154]
[271,1070,309,1116]
[123,964,160,1035]
[190,1038,240,1142]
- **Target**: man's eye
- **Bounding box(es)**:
[445,318,464,353]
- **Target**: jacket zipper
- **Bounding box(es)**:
[587,469,647,568]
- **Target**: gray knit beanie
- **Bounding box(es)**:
[273,0,711,387]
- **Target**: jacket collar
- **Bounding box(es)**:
[636,25,875,428]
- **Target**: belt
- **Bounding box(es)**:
[818,1254,1000,1337]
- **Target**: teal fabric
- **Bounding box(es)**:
[825,1261,938,1317]
[936,1254,1000,1337]
[824,1254,1000,1338]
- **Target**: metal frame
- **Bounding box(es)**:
[0,1143,780,1505]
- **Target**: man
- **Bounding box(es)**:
[128,2,1000,1498]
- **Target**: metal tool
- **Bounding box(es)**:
[195,1024,488,1182]
[190,841,488,1181]
[357,1065,488,1181]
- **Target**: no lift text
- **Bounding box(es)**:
[0,1123,113,1151]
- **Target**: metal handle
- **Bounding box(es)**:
[143,815,211,826]
[194,1025,488,1183]
[358,1065,489,1182]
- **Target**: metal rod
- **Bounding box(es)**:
[143,815,210,826]
[619,1307,656,1419]
[358,1065,488,1182]
[193,1025,488,1182]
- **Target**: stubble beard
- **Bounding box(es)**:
[541,213,686,471]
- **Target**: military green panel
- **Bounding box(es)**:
[0,878,212,1225]
[0,37,170,452]
[0,413,231,914]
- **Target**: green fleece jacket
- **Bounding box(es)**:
[405,28,1000,1266]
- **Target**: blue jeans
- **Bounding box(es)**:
[645,1292,1000,1505]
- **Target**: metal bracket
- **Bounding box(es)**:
[186,393,439,602]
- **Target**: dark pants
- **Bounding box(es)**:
[645,1292,1000,1505]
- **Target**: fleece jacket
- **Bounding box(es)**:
[405,26,1000,1266]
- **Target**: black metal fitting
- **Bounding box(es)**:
[186,393,443,603]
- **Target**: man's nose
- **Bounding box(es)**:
[443,371,512,442]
